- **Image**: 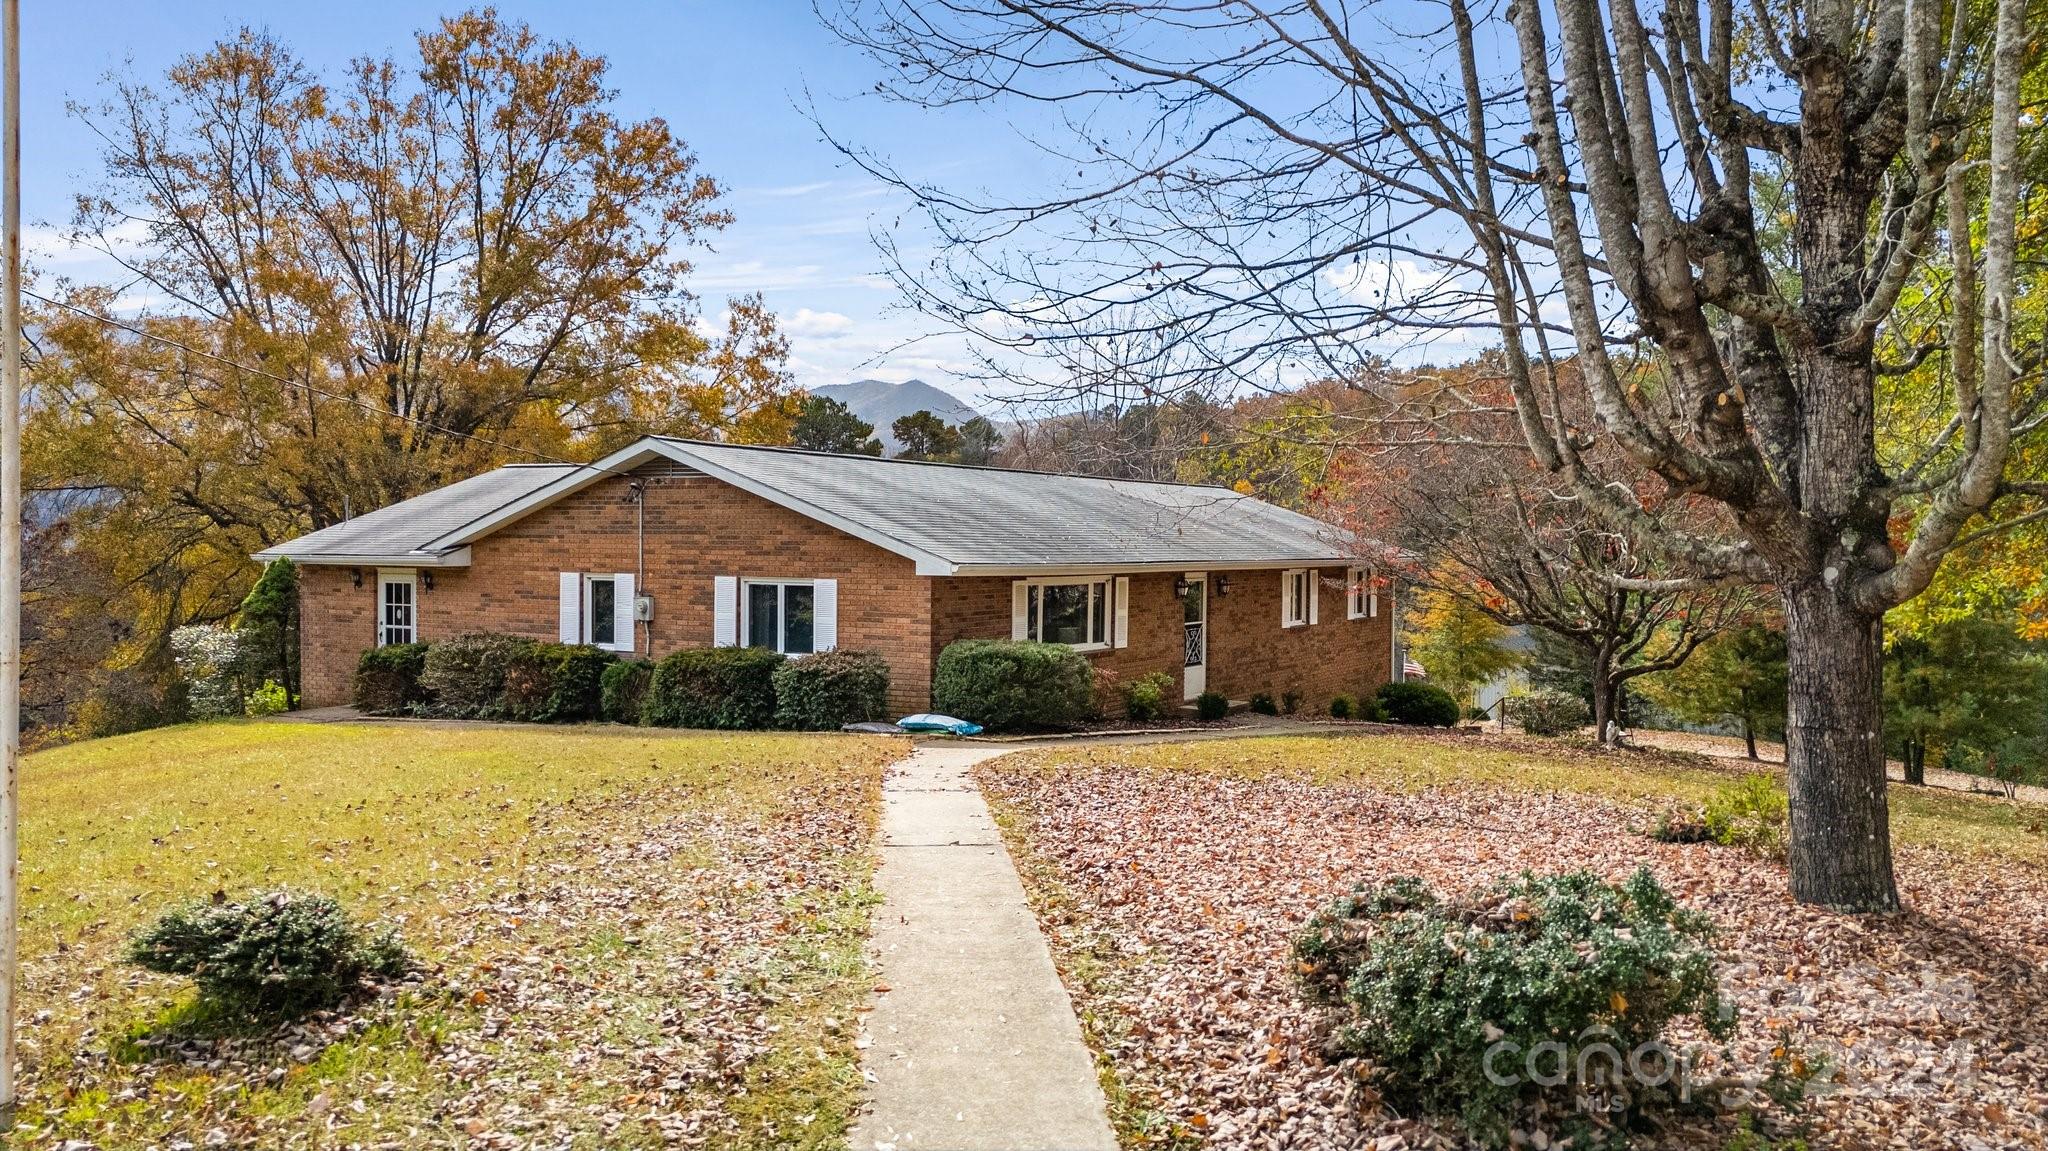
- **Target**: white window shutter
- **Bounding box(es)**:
[1309,570,1321,624]
[558,573,581,643]
[1368,566,1379,618]
[713,576,739,647]
[1113,576,1130,648]
[1011,581,1030,640]
[813,579,839,651]
[613,573,636,652]
[1281,571,1292,627]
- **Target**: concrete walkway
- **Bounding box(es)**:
[852,744,1117,1151]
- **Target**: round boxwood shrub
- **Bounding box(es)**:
[1193,690,1230,721]
[1375,680,1461,727]
[773,650,892,730]
[931,639,1094,731]
[352,642,429,714]
[1328,693,1358,719]
[1248,692,1278,716]
[643,646,785,729]
[601,660,655,724]
[127,890,412,1020]
[1294,869,1729,1146]
[1509,687,1590,737]
[419,633,535,718]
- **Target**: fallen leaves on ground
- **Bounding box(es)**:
[980,745,2048,1150]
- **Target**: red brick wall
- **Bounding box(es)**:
[928,566,1392,715]
[298,470,933,713]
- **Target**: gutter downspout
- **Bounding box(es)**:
[631,479,647,657]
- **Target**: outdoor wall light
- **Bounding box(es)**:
[1173,577,1193,597]
[1214,575,1232,597]
[350,567,363,589]
[421,571,435,592]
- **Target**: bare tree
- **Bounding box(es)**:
[826,0,2041,910]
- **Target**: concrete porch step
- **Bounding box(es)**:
[1177,697,1251,716]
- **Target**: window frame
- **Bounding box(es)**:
[584,574,620,650]
[1347,565,1379,620]
[1018,576,1113,651]
[377,569,417,647]
[1281,568,1311,628]
[741,578,819,656]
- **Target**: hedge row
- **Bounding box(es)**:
[351,634,890,731]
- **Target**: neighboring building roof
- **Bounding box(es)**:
[257,437,1358,575]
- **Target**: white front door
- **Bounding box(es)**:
[1181,574,1207,699]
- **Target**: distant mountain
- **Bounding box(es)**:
[810,378,982,452]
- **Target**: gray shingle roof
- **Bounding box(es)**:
[255,464,582,564]
[647,439,1352,571]
[258,438,1356,572]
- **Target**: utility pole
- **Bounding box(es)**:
[0,0,22,1122]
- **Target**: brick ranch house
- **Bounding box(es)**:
[260,437,1398,716]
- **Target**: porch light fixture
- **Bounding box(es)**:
[421,571,434,592]
[350,567,363,589]
[1214,575,1232,597]
[1173,577,1193,597]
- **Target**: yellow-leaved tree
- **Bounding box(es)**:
[26,11,798,735]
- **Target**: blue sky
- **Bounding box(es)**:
[20,1,1045,404]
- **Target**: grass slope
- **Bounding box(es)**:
[15,720,903,1149]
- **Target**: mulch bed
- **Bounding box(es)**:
[978,762,2048,1150]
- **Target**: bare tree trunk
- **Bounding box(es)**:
[1903,744,1926,787]
[1783,581,1899,911]
[1743,713,1758,761]
[1590,657,1618,746]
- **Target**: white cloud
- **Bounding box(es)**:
[783,307,854,339]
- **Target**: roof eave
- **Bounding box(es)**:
[942,557,1358,577]
[249,546,473,568]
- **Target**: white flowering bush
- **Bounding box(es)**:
[171,624,245,720]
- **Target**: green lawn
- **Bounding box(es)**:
[14,720,904,1149]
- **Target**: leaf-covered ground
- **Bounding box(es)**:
[978,733,2048,1150]
[15,720,903,1149]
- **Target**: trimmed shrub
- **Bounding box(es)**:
[1375,680,1461,727]
[774,650,892,730]
[1509,687,1590,736]
[245,680,291,718]
[419,633,534,718]
[127,891,412,1020]
[1294,869,1729,1147]
[1194,690,1230,721]
[1121,671,1177,722]
[1281,689,1303,715]
[1329,694,1358,720]
[601,660,654,724]
[502,643,613,722]
[931,640,1095,731]
[1248,692,1278,716]
[644,647,785,730]
[353,643,429,714]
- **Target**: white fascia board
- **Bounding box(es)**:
[420,437,962,575]
[249,546,473,567]
[421,447,658,550]
[942,558,1355,577]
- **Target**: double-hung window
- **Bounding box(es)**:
[744,579,816,655]
[1347,566,1379,619]
[1281,568,1313,628]
[1023,579,1111,649]
[586,576,619,648]
[378,570,416,646]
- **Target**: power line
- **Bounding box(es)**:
[23,288,579,466]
